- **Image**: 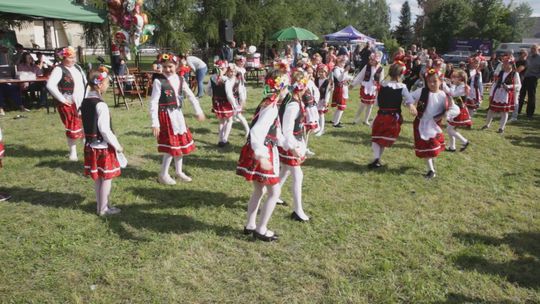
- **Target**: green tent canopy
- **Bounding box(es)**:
[0,0,105,23]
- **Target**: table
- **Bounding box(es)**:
[0,77,48,84]
[245,67,268,86]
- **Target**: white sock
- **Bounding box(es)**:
[160,154,173,177]
[100,178,112,211]
[256,184,281,235]
[317,115,325,135]
[447,126,457,149]
[218,119,226,142]
[236,114,250,137]
[278,165,291,194]
[173,156,183,175]
[426,158,435,172]
[372,142,381,160]
[499,112,509,130]
[67,138,77,158]
[291,166,308,220]
[222,118,233,142]
[245,182,264,230]
[333,110,344,125]
[354,103,366,123]
[365,104,374,123]
[485,110,495,127]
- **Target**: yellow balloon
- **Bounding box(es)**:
[140,35,149,45]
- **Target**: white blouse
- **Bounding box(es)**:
[46,64,87,108]
[411,88,448,140]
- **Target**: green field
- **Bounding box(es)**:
[0,83,539,303]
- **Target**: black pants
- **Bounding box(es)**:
[520,76,538,116]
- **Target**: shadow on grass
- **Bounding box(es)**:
[123,130,153,137]
[189,127,212,135]
[434,293,518,304]
[141,153,236,172]
[7,144,66,158]
[128,187,243,210]
[506,135,540,149]
[0,186,90,212]
[35,159,157,181]
[452,231,540,290]
[304,157,414,175]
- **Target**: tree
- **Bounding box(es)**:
[423,0,471,52]
[394,1,413,46]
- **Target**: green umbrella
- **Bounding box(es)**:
[270,26,319,41]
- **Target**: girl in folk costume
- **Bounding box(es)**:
[231,56,251,137]
[302,65,320,156]
[446,69,471,152]
[369,62,416,169]
[315,64,333,136]
[331,56,353,127]
[236,70,290,242]
[464,57,484,117]
[46,46,87,161]
[352,51,384,125]
[150,53,206,185]
[206,60,235,147]
[482,55,521,133]
[80,68,123,216]
[276,71,310,222]
[411,69,449,179]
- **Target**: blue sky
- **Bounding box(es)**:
[388,0,540,28]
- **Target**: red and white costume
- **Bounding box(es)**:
[371,81,414,147]
[447,84,472,127]
[236,66,248,108]
[331,65,352,110]
[46,64,87,139]
[489,70,520,113]
[207,74,235,119]
[411,88,449,158]
[353,64,384,105]
[237,95,283,185]
[81,92,122,180]
[464,69,483,110]
[278,94,307,166]
[303,79,320,131]
[150,74,203,156]
[316,76,332,114]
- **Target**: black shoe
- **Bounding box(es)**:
[460,142,469,152]
[333,123,343,128]
[217,141,228,147]
[445,148,456,152]
[480,125,489,130]
[497,128,504,134]
[367,159,382,169]
[291,211,309,222]
[243,226,255,235]
[424,170,436,179]
[0,193,11,202]
[253,230,278,242]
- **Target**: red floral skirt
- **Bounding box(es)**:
[331,85,347,110]
[57,102,84,139]
[157,111,195,156]
[84,144,121,180]
[448,106,472,127]
[360,86,377,105]
[413,118,445,158]
[236,143,280,185]
[212,98,234,119]
[371,113,402,147]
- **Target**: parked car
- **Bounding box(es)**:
[494,42,533,57]
[442,50,472,64]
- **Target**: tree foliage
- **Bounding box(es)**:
[394,1,413,46]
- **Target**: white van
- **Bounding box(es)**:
[495,42,533,57]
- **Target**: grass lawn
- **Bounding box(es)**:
[0,82,539,303]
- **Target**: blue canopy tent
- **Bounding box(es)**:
[324,25,376,43]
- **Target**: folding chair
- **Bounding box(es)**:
[113,75,144,109]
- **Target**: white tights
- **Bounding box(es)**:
[372,142,385,160]
[317,113,326,135]
[446,125,468,150]
[485,110,509,131]
[95,178,113,214]
[160,154,185,177]
[333,109,344,125]
[245,182,281,235]
[354,103,374,124]
[67,138,78,158]
[234,113,250,137]
[218,117,233,143]
[425,158,435,172]
[278,164,309,220]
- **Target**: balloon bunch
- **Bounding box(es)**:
[107,0,156,60]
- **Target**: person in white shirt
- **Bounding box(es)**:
[482,54,521,133]
[236,69,290,242]
[464,57,484,117]
[186,55,208,98]
[330,56,353,127]
[446,70,472,152]
[149,53,206,185]
[46,46,87,161]
[410,69,449,179]
[352,51,384,125]
[80,68,123,216]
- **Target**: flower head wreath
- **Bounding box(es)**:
[57,46,76,60]
[158,53,178,64]
[93,66,109,85]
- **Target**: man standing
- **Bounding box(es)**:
[186,55,208,98]
[511,49,528,121]
[522,44,540,117]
